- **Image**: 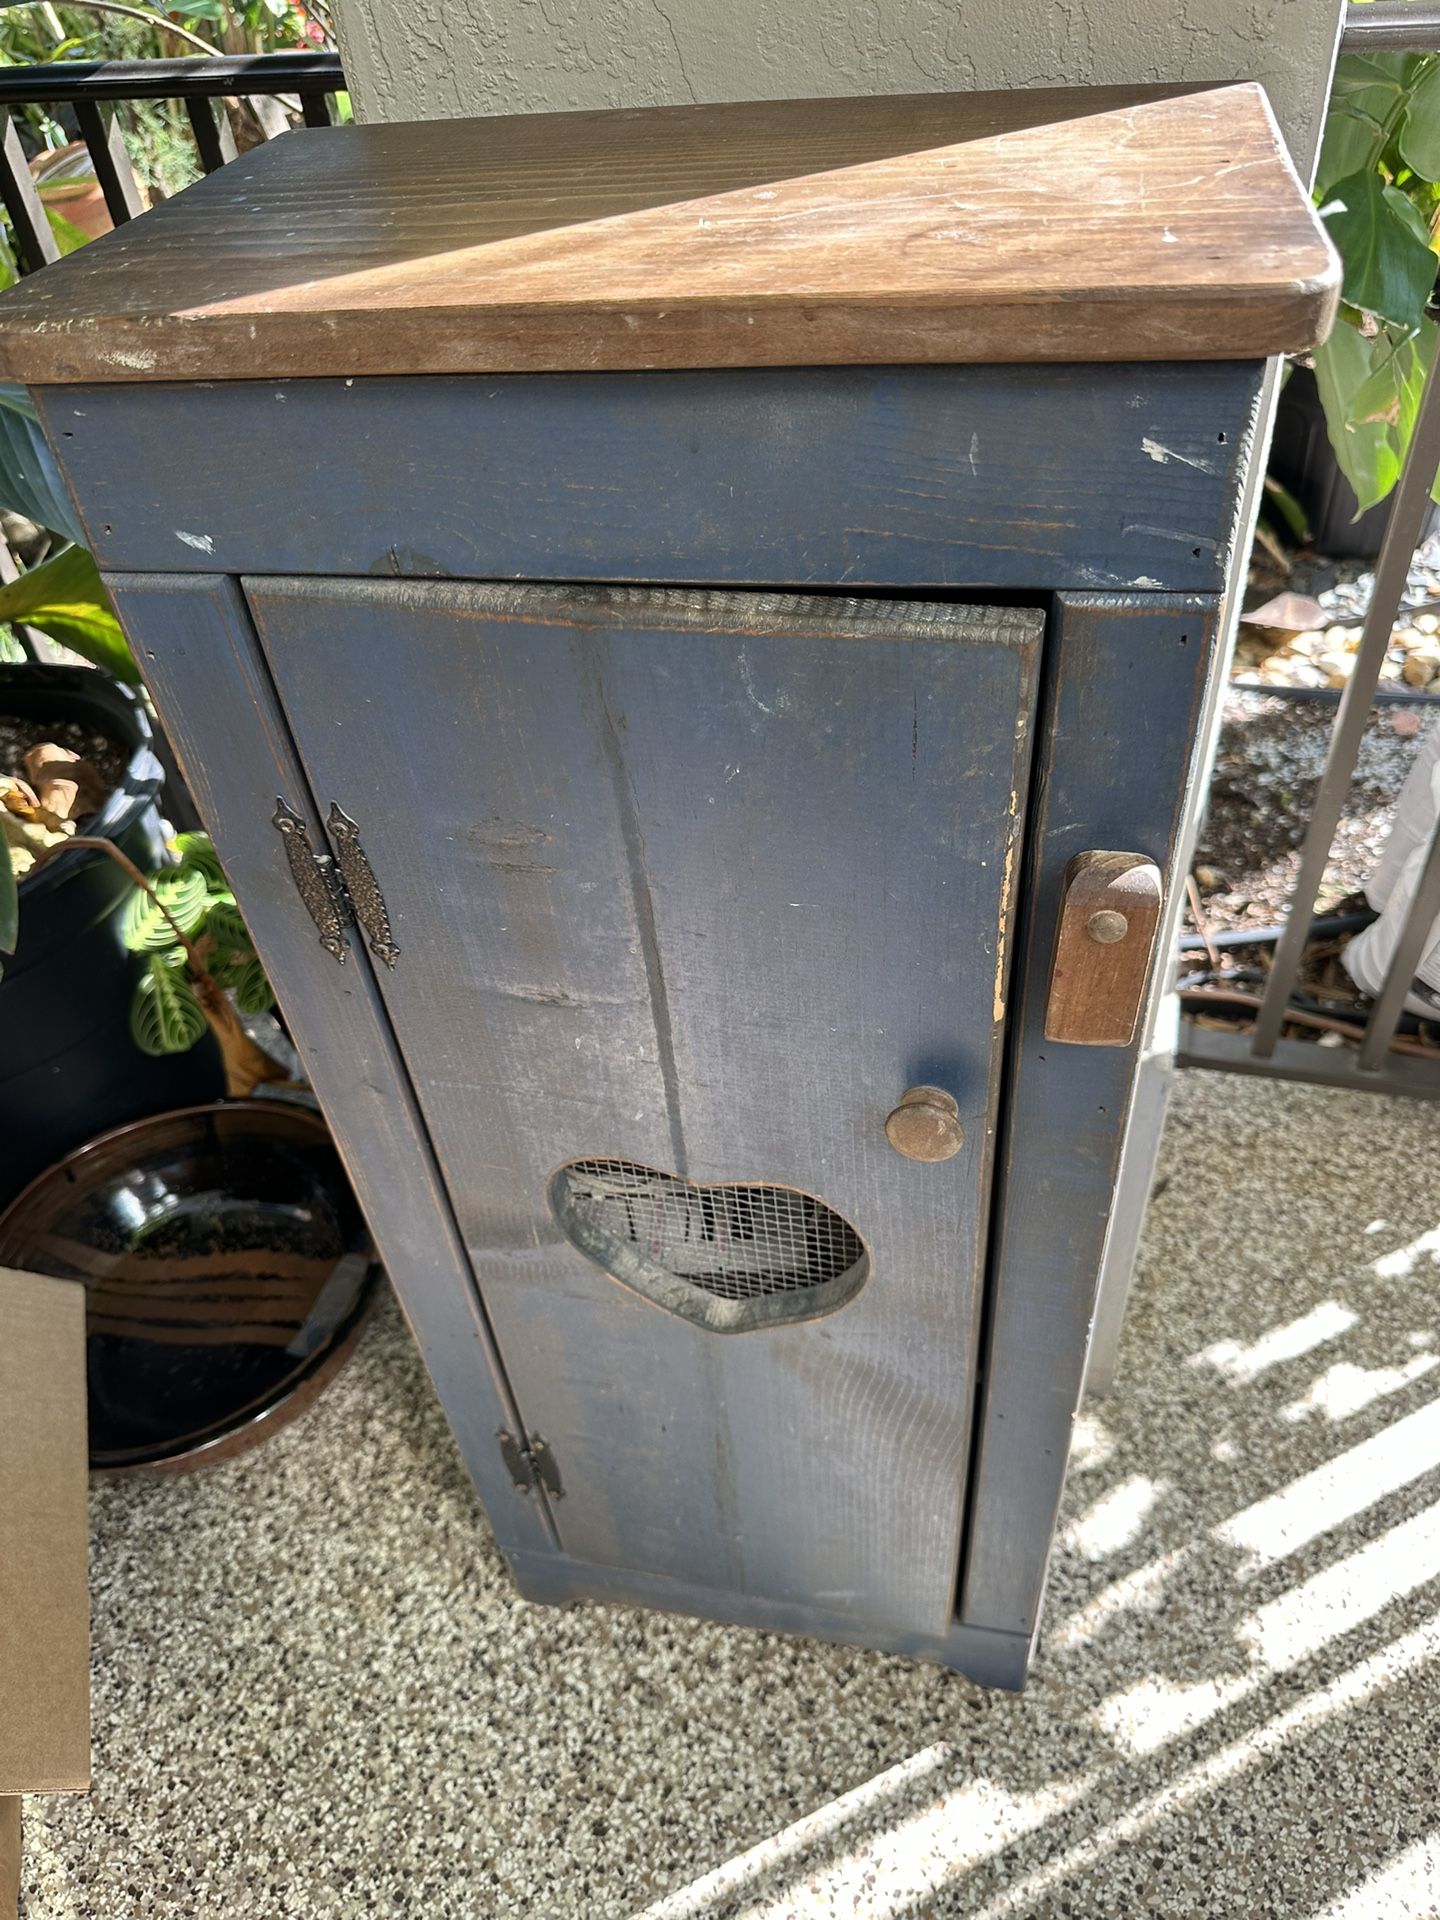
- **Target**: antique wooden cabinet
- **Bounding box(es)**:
[0,83,1334,1687]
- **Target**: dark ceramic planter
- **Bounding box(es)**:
[0,1099,379,1469]
[0,664,224,1203]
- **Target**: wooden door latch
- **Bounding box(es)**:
[1044,851,1163,1047]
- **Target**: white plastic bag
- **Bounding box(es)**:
[1344,719,1440,1013]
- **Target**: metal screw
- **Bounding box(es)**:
[1085,909,1130,945]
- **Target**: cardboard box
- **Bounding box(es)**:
[0,1267,90,1917]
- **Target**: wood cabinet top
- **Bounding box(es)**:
[0,82,1337,384]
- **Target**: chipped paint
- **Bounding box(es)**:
[1123,524,1218,551]
[994,786,1020,1022]
[1141,437,1217,474]
[175,530,215,553]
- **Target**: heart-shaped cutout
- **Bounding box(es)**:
[548,1157,869,1333]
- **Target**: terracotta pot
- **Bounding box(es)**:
[28,141,114,241]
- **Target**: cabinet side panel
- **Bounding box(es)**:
[961,592,1220,1636]
[105,571,557,1560]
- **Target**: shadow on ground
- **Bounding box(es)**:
[21,1072,1440,1918]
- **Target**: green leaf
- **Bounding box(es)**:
[1262,474,1310,543]
[229,955,274,1016]
[130,951,208,1056]
[173,831,227,892]
[1351,315,1438,436]
[1401,59,1440,180]
[1318,53,1414,197]
[44,208,90,257]
[1318,111,1390,203]
[120,865,211,951]
[0,544,137,681]
[0,836,16,964]
[1330,51,1413,100]
[1384,182,1435,250]
[0,383,86,543]
[1313,316,1440,514]
[1321,169,1438,330]
[1314,322,1402,512]
[202,898,252,957]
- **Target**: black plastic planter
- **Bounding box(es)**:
[0,665,223,1203]
[1269,364,1440,561]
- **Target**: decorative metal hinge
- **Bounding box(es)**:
[497,1429,564,1500]
[273,797,399,970]
[273,797,351,962]
[327,802,400,969]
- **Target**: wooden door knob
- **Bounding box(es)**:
[885,1086,964,1162]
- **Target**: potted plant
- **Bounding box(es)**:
[0,389,288,1199]
[0,663,229,1202]
[1273,50,1440,555]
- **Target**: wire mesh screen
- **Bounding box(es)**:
[550,1158,869,1331]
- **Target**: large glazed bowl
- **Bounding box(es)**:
[0,1100,379,1469]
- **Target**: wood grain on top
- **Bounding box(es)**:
[0,83,1337,383]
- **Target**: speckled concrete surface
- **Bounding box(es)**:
[18,1071,1440,1918]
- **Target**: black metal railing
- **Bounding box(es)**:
[0,48,344,272]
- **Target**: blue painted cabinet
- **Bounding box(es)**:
[0,83,1336,1685]
[93,463,1231,1690]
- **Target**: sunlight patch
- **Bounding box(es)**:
[1198,1297,1367,1390]
[1217,1396,1440,1571]
[1061,1475,1169,1561]
[1069,1412,1116,1472]
[1051,1547,1193,1653]
[1188,1300,1358,1384]
[728,1776,1090,1917]
[1093,1674,1249,1755]
[1372,1225,1440,1279]
[1312,1836,1440,1918]
[1237,1497,1440,1669]
[972,1623,1438,1917]
[1280,1354,1440,1424]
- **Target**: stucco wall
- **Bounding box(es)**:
[329,0,1344,174]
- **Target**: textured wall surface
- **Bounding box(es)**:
[329,0,1343,174]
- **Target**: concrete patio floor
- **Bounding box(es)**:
[19,1068,1440,1918]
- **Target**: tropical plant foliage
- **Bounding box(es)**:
[0,539,133,677]
[0,0,339,200]
[123,831,275,1055]
[0,381,130,671]
[1313,51,1440,513]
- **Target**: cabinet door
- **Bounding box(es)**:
[247,579,1041,1638]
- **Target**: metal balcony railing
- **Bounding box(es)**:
[1173,4,1440,1098]
[0,48,344,273]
